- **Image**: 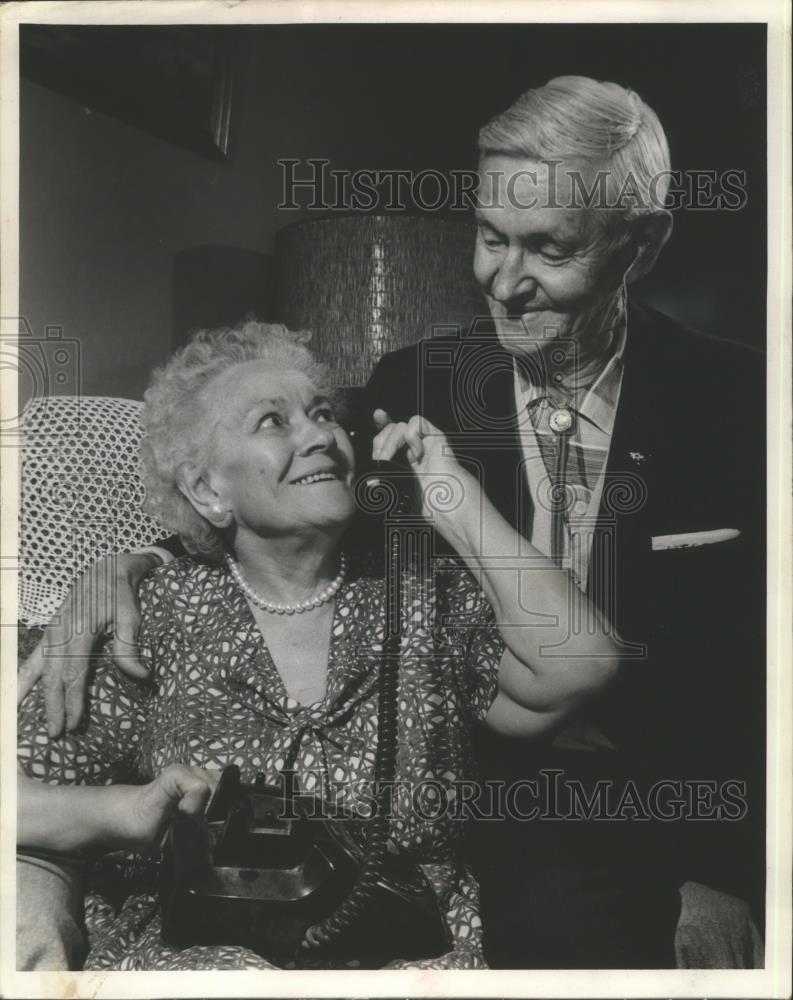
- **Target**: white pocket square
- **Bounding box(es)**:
[651,528,741,551]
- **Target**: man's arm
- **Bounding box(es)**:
[18,550,163,735]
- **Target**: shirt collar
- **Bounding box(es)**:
[516,314,627,435]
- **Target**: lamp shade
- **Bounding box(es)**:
[276,216,484,386]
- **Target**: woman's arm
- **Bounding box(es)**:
[18,765,217,855]
[372,412,620,736]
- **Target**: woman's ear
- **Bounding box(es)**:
[177,463,233,529]
[624,210,673,284]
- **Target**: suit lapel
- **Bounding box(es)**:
[606,300,664,480]
[450,326,533,537]
[587,300,665,630]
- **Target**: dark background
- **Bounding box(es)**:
[19,22,766,400]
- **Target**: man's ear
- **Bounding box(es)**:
[624,210,673,284]
[177,463,233,529]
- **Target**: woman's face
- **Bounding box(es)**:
[197,361,356,540]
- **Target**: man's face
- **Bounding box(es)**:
[474,155,631,360]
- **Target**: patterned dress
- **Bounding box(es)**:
[17,552,504,970]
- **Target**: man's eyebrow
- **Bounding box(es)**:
[532,231,573,246]
[475,216,571,247]
[475,214,502,232]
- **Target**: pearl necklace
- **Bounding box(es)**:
[224,553,347,615]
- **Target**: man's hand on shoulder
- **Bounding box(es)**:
[17,551,161,737]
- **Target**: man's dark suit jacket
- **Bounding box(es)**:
[362,299,766,918]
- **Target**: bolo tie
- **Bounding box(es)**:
[530,400,576,568]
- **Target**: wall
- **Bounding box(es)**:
[19,23,766,403]
[20,71,273,400]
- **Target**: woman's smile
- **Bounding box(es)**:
[290,469,344,486]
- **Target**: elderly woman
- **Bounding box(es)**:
[17,321,618,970]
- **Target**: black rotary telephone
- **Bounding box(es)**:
[160,446,449,968]
[159,766,449,968]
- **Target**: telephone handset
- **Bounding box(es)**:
[348,395,422,524]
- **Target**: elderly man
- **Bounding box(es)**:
[20,76,765,968]
[364,76,766,967]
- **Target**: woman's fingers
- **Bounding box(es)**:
[372,408,392,430]
[151,765,214,819]
[371,421,401,462]
[178,765,216,797]
[372,418,432,464]
[372,409,438,437]
[171,768,214,818]
[127,766,216,849]
[403,417,426,464]
[177,782,213,817]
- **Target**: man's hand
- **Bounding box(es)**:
[17,552,159,737]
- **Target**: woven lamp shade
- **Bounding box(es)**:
[276,216,484,386]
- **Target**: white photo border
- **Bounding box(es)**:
[1,1,790,997]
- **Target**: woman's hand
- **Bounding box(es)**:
[18,765,219,856]
[17,552,159,737]
[123,765,219,853]
[371,409,473,522]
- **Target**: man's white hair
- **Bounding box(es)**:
[478,75,671,218]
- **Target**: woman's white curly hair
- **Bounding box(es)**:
[140,320,330,563]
